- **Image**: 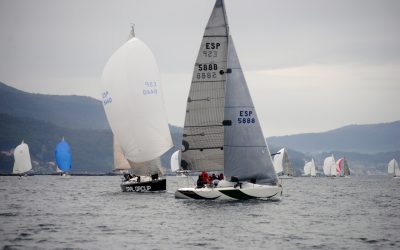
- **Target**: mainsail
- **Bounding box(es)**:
[13,141,32,174]
[342,158,350,176]
[180,0,228,172]
[55,138,72,173]
[101,28,173,176]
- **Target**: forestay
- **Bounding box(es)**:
[181,0,228,172]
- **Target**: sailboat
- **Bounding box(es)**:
[273,148,294,178]
[170,150,190,177]
[55,138,72,176]
[12,141,32,176]
[303,158,316,177]
[388,159,400,178]
[101,26,173,192]
[323,154,336,177]
[337,157,350,177]
[174,0,282,200]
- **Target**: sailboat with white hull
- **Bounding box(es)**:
[175,0,282,200]
[101,27,173,192]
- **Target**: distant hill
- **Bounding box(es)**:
[0,82,109,130]
[267,121,400,154]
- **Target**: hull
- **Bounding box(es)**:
[175,181,282,200]
[120,178,166,192]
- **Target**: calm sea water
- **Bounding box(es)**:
[0,175,399,250]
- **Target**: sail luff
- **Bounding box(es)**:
[180,0,229,172]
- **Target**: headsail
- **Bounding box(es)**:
[101,31,173,170]
[273,148,293,176]
[13,141,32,174]
[170,150,181,172]
[180,0,229,172]
[223,36,278,185]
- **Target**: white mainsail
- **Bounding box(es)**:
[323,155,336,176]
[388,159,400,177]
[12,141,32,174]
[101,28,173,175]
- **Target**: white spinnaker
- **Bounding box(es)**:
[101,37,173,163]
[323,155,335,176]
[13,141,32,174]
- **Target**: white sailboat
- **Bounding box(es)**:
[12,141,32,176]
[170,150,190,177]
[303,158,316,177]
[174,0,282,200]
[273,148,294,179]
[323,155,336,177]
[101,26,173,192]
[388,159,400,178]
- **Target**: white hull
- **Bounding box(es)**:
[175,181,282,200]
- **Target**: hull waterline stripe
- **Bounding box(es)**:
[219,189,256,200]
[178,190,220,200]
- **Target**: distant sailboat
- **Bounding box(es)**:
[273,148,294,178]
[101,26,173,192]
[388,159,400,178]
[323,155,336,177]
[303,158,316,177]
[170,150,190,177]
[337,157,351,177]
[174,0,282,200]
[55,138,72,176]
[12,141,32,176]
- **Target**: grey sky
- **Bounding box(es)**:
[0,0,399,136]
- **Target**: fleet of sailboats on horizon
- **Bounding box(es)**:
[101,26,173,192]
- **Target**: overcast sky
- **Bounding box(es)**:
[1,0,399,136]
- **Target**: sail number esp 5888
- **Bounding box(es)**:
[237,110,256,124]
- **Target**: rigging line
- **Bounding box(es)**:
[184,125,223,128]
[224,145,268,148]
